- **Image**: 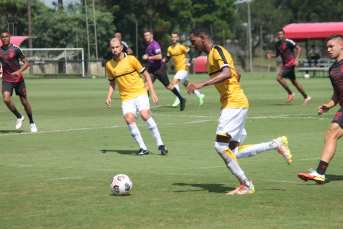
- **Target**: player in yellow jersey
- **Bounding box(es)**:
[106,38,168,156]
[187,26,292,195]
[163,32,205,107]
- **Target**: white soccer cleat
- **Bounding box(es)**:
[303,96,311,105]
[30,123,38,132]
[298,167,325,184]
[227,181,255,195]
[273,136,292,165]
[16,116,25,130]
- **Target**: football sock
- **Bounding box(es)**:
[147,90,150,97]
[173,84,180,101]
[300,91,308,99]
[316,160,329,175]
[145,117,163,146]
[27,113,34,124]
[127,123,147,150]
[215,142,249,185]
[12,108,22,118]
[171,87,183,101]
[234,141,278,159]
[194,90,201,97]
[284,86,293,94]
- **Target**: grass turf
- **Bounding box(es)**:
[1,72,343,228]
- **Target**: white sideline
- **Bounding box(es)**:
[46,177,82,181]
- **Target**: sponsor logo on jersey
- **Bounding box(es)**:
[9,52,14,58]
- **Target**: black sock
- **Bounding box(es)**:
[28,113,34,123]
[171,88,183,101]
[300,91,308,99]
[316,160,329,175]
[147,90,150,97]
[284,87,293,94]
[11,109,22,118]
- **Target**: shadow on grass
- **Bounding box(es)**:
[173,183,234,193]
[109,193,132,197]
[100,149,137,155]
[0,130,23,133]
[324,174,343,184]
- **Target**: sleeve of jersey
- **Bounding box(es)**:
[215,49,230,69]
[180,45,188,53]
[167,47,171,56]
[17,48,26,60]
[131,57,146,74]
[154,43,162,55]
[122,41,130,49]
[106,62,115,81]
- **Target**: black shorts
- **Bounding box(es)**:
[2,81,27,97]
[332,107,343,128]
[279,66,296,80]
[148,64,170,86]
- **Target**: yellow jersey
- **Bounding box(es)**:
[167,43,189,72]
[106,54,147,103]
[207,45,249,110]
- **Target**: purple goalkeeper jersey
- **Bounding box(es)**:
[145,40,163,68]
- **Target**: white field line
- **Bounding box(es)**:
[167,173,201,176]
[0,114,330,137]
[299,157,321,160]
[7,165,33,167]
[46,177,82,181]
[266,179,304,184]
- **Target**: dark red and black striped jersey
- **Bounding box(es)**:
[275,39,297,67]
[0,44,25,82]
[329,59,343,106]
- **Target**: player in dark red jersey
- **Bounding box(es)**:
[267,30,311,105]
[0,31,37,132]
[298,34,343,184]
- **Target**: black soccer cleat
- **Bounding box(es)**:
[136,148,149,156]
[158,145,168,155]
[180,98,186,111]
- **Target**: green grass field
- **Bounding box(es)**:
[1,73,343,228]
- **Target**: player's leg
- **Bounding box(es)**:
[298,110,343,183]
[290,73,311,105]
[122,98,149,156]
[214,108,254,195]
[171,77,181,107]
[16,81,37,132]
[181,73,205,106]
[2,82,24,129]
[137,94,168,155]
[277,67,295,103]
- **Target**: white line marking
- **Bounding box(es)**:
[299,158,321,160]
[46,177,82,181]
[198,166,226,169]
[167,173,201,176]
[266,180,303,184]
[7,165,32,167]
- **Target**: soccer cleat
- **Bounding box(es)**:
[199,94,205,106]
[227,181,255,195]
[158,145,168,155]
[273,136,292,165]
[30,123,38,132]
[136,148,149,156]
[286,92,295,103]
[298,167,325,184]
[172,99,180,107]
[303,96,311,105]
[180,98,186,111]
[16,116,25,130]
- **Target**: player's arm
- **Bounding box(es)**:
[267,44,279,59]
[186,67,231,94]
[236,70,241,82]
[141,70,158,105]
[318,88,339,115]
[186,49,194,67]
[106,80,116,108]
[126,48,133,55]
[12,57,29,77]
[143,54,162,60]
[163,55,171,63]
[294,45,302,67]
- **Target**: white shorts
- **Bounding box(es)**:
[121,94,150,116]
[216,108,248,142]
[174,70,189,84]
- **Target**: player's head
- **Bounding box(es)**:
[114,32,122,40]
[171,32,179,44]
[277,30,285,41]
[0,30,11,46]
[109,38,123,57]
[189,26,210,54]
[311,45,315,48]
[326,34,343,60]
[144,30,153,44]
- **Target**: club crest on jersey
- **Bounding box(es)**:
[9,52,14,58]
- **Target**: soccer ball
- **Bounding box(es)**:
[304,74,310,79]
[110,174,132,195]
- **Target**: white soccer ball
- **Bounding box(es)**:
[304,74,310,79]
[110,174,132,195]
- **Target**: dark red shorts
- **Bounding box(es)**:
[332,107,343,128]
[279,66,296,80]
[2,80,27,97]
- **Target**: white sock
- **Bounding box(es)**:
[193,89,201,97]
[173,84,180,101]
[128,123,147,150]
[145,117,163,146]
[235,141,278,159]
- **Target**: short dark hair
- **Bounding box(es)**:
[277,29,285,34]
[144,29,153,34]
[0,30,10,35]
[327,34,343,42]
[190,26,210,37]
[171,32,179,36]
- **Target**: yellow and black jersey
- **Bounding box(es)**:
[207,45,249,110]
[106,54,147,102]
[167,43,189,72]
